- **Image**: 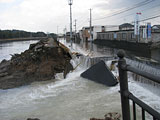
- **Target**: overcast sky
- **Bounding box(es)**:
[0,0,159,33]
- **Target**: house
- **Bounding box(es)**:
[65,32,75,42]
[152,25,160,32]
[119,23,134,30]
[151,25,160,43]
[81,27,91,42]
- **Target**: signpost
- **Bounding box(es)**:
[147,22,151,39]
[134,13,141,42]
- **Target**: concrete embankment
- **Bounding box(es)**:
[94,39,151,58]
[0,37,47,43]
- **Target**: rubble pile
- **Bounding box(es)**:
[0,38,73,89]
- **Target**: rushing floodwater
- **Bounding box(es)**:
[0,39,160,120]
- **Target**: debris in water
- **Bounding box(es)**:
[90,112,121,120]
[81,60,118,86]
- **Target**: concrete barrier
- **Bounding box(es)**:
[81,60,118,86]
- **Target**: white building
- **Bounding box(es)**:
[92,26,103,40]
[79,25,120,41]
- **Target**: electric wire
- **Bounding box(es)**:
[93,0,156,21]
[94,3,160,25]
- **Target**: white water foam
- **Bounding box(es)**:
[0,40,159,120]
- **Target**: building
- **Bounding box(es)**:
[104,25,119,32]
[92,26,104,40]
[79,23,160,43]
[152,25,160,32]
[97,30,135,42]
[79,25,119,41]
[96,23,160,43]
[65,32,75,42]
[81,27,91,42]
[119,23,134,30]
[151,25,160,43]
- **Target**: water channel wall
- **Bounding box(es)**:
[94,39,151,58]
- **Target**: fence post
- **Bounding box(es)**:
[117,50,131,120]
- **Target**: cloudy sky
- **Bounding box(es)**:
[0,0,159,33]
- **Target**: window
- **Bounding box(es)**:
[122,33,126,39]
[131,33,135,39]
[102,34,105,39]
[98,34,100,39]
[114,33,117,39]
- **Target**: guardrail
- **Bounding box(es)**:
[117,50,160,120]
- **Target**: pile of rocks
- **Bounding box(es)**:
[0,38,73,89]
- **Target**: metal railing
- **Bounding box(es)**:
[117,50,160,120]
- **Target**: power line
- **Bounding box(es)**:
[75,14,89,29]
[93,0,156,21]
[77,18,88,29]
[76,0,159,30]
[92,14,160,29]
[141,11,160,23]
[76,16,88,27]
[139,14,160,22]
[128,13,160,24]
[77,14,160,32]
[95,0,155,20]
[95,3,160,25]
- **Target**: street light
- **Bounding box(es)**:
[68,0,73,5]
[68,0,73,47]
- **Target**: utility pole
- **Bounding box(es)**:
[89,8,93,52]
[89,8,92,42]
[68,0,73,47]
[57,26,59,35]
[74,19,77,42]
[63,26,67,40]
[57,26,59,44]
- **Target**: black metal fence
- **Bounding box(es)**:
[117,50,160,120]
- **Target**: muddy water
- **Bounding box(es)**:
[0,71,121,120]
[0,40,159,120]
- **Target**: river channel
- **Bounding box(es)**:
[0,39,159,120]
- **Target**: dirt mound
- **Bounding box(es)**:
[0,38,73,89]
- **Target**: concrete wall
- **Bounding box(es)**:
[151,48,160,62]
[104,25,119,32]
[96,30,160,43]
[97,30,136,42]
[93,26,102,40]
[151,33,160,43]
